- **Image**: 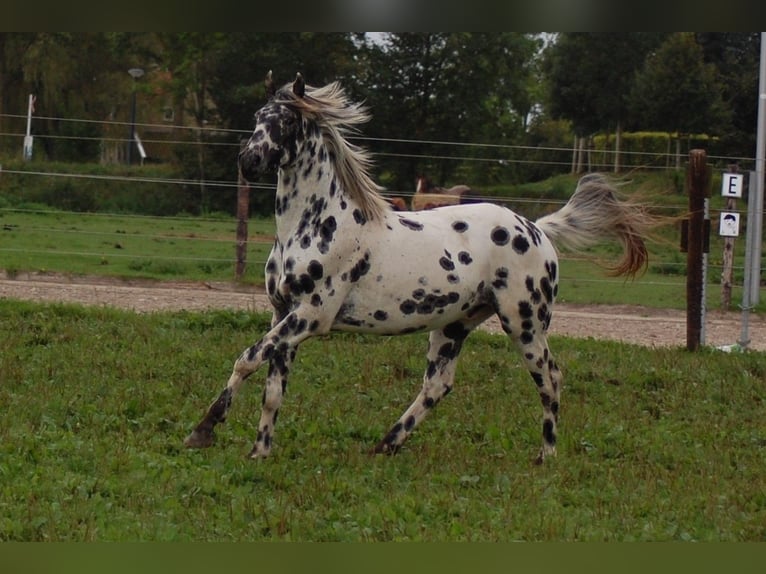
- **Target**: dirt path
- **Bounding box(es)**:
[2,271,765,351]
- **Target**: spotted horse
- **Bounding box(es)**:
[184,72,650,464]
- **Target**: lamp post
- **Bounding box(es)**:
[127,67,144,165]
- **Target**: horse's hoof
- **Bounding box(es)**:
[246,446,269,460]
[371,442,400,456]
[184,429,215,448]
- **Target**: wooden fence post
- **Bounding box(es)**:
[235,140,249,281]
[686,149,710,351]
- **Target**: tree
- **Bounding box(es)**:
[695,32,761,160]
[544,33,666,172]
[628,33,731,167]
[157,32,229,213]
[360,32,543,190]
[0,32,161,162]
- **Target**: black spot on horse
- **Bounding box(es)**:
[543,419,556,445]
[308,260,324,280]
[444,321,469,341]
[491,226,510,246]
[352,208,367,225]
[349,253,371,283]
[412,288,426,300]
[492,267,509,289]
[452,221,468,233]
[286,273,315,296]
[518,300,534,319]
[399,218,424,231]
[317,215,337,253]
[512,235,530,254]
[400,300,417,315]
[373,310,388,321]
[537,303,550,326]
[546,260,558,282]
[417,296,436,314]
[439,256,455,271]
[458,251,473,265]
[520,331,534,344]
[541,276,554,303]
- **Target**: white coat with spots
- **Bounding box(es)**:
[185,73,650,464]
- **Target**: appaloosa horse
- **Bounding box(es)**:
[185,72,649,464]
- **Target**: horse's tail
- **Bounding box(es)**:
[535,173,650,278]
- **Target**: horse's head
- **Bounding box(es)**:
[415,175,434,193]
[238,72,306,182]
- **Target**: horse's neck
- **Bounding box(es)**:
[275,160,348,242]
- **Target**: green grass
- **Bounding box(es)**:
[0,205,755,311]
[0,208,274,284]
[1,299,765,541]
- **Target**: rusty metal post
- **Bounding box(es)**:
[686,149,709,351]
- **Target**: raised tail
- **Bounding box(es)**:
[535,173,650,278]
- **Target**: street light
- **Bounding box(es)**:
[127,67,144,165]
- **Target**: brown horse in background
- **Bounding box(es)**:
[413,175,477,210]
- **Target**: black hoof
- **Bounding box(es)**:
[184,428,215,448]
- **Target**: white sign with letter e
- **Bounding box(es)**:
[719,211,740,237]
[721,172,744,198]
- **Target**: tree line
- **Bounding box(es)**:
[0,33,760,204]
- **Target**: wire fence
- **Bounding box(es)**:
[0,111,763,307]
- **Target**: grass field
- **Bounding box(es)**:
[1,202,760,311]
[0,208,276,284]
[1,299,764,541]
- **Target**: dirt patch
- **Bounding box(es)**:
[2,271,764,351]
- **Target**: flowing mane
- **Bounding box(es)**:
[273,81,389,221]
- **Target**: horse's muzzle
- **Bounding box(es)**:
[238,147,262,182]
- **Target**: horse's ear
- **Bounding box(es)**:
[293,73,305,98]
[265,70,275,99]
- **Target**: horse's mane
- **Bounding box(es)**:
[274,81,389,221]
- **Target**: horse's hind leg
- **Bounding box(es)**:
[516,334,561,464]
[374,321,472,454]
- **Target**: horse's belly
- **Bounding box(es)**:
[330,282,488,335]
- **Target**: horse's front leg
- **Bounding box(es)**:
[184,308,319,455]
